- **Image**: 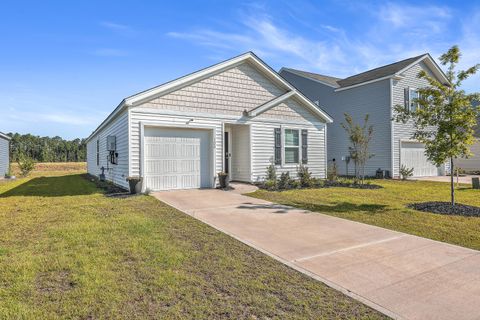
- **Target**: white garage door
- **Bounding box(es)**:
[144,127,212,191]
[401,142,438,177]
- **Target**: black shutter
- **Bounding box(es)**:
[301,129,308,164]
[404,88,410,111]
[274,128,281,165]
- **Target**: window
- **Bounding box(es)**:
[284,129,300,164]
[408,88,419,112]
[96,139,100,166]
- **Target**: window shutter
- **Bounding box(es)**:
[301,129,308,164]
[404,88,410,111]
[274,128,282,165]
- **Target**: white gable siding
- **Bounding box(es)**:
[142,63,286,116]
[86,111,129,189]
[0,137,9,177]
[392,61,445,177]
[257,98,319,123]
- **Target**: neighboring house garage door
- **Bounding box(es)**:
[143,127,212,191]
[401,141,438,177]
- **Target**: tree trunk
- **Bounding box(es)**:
[450,157,455,206]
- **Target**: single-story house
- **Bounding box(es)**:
[86,52,332,191]
[280,54,451,178]
[0,132,11,178]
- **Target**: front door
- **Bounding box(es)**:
[224,131,230,175]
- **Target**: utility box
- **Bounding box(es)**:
[107,135,116,151]
[472,177,480,189]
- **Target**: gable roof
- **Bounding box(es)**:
[0,132,11,141]
[280,68,341,88]
[87,52,332,142]
[281,53,450,92]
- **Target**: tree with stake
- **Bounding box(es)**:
[393,46,480,206]
[341,113,374,184]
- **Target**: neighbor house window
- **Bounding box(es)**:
[96,139,100,166]
[408,88,419,112]
[284,129,300,164]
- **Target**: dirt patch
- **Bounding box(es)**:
[36,270,76,294]
[409,201,480,217]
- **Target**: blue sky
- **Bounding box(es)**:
[0,0,479,139]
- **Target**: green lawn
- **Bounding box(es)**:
[250,179,480,250]
[0,170,386,319]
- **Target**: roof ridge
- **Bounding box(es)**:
[340,54,427,81]
[282,67,342,80]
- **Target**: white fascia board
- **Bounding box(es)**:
[334,75,403,92]
[395,54,450,85]
[248,91,295,117]
[279,68,339,89]
[0,132,11,140]
[293,93,333,123]
[86,100,128,142]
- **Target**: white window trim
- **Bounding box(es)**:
[408,87,419,112]
[282,127,303,167]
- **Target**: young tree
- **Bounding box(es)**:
[341,113,374,184]
[393,46,480,206]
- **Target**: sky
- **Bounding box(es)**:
[0,0,479,139]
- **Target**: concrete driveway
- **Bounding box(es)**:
[413,175,480,184]
[153,188,480,320]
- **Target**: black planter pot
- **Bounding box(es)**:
[128,178,142,194]
[218,174,229,188]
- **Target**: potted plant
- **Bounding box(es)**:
[4,164,15,180]
[217,172,229,188]
[126,176,143,194]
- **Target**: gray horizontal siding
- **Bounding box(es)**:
[282,70,391,177]
[455,139,480,171]
[392,61,446,176]
[0,137,9,177]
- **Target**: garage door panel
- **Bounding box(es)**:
[401,142,438,177]
[144,128,211,191]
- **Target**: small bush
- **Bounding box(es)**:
[263,179,277,191]
[277,172,294,190]
[400,165,414,180]
[17,154,35,177]
[297,164,313,188]
[327,162,338,181]
[266,164,277,181]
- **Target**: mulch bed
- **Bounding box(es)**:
[323,181,383,189]
[82,174,134,197]
[409,201,480,217]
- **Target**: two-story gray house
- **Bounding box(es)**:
[280,54,450,178]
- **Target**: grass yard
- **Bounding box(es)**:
[0,167,386,319]
[250,179,480,251]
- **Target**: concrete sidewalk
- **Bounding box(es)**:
[153,188,480,320]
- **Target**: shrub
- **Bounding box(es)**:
[297,164,313,188]
[327,162,338,181]
[263,179,277,191]
[277,172,294,190]
[266,164,277,181]
[400,165,414,180]
[17,154,35,177]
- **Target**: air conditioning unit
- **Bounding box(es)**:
[107,135,116,151]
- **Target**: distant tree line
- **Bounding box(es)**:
[7,133,86,162]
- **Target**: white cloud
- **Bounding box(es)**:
[166,2,479,91]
